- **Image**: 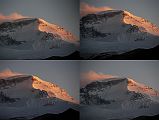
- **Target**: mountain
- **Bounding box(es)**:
[80,77,159,120]
[0,17,79,59]
[80,10,159,59]
[0,71,78,119]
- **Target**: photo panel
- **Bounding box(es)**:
[80,0,159,60]
[80,60,159,120]
[0,60,79,120]
[0,0,79,60]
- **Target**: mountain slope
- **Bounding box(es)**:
[80,77,159,120]
[80,10,159,59]
[0,17,78,59]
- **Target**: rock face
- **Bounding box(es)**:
[80,10,159,59]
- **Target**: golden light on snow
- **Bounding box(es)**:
[32,75,77,103]
[127,78,159,96]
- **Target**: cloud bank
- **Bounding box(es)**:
[80,2,113,17]
[81,71,116,87]
[0,12,29,22]
[0,69,22,79]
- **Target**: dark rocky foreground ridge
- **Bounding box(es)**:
[86,45,159,60]
[45,51,81,60]
[131,114,159,120]
[0,109,79,120]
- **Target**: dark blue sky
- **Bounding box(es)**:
[0,60,79,100]
[81,61,159,91]
[0,0,79,37]
[81,0,159,27]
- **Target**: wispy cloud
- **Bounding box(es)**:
[0,12,29,22]
[80,2,113,17]
[81,71,116,87]
[0,68,22,79]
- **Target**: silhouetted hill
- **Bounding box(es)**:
[31,109,79,120]
[91,45,159,60]
[45,51,81,60]
[0,109,79,120]
[131,114,159,120]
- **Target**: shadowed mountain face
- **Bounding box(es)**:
[80,10,159,60]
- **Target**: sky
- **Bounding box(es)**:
[81,61,159,91]
[0,0,79,37]
[0,60,79,101]
[81,0,159,27]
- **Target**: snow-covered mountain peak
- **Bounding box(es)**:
[0,73,78,119]
[80,76,159,120]
[80,76,159,107]
[81,76,159,99]
[0,16,77,43]
[82,9,159,36]
[0,74,76,103]
[0,16,78,59]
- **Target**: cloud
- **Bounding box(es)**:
[0,69,22,79]
[81,71,116,87]
[80,2,113,17]
[0,12,29,22]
